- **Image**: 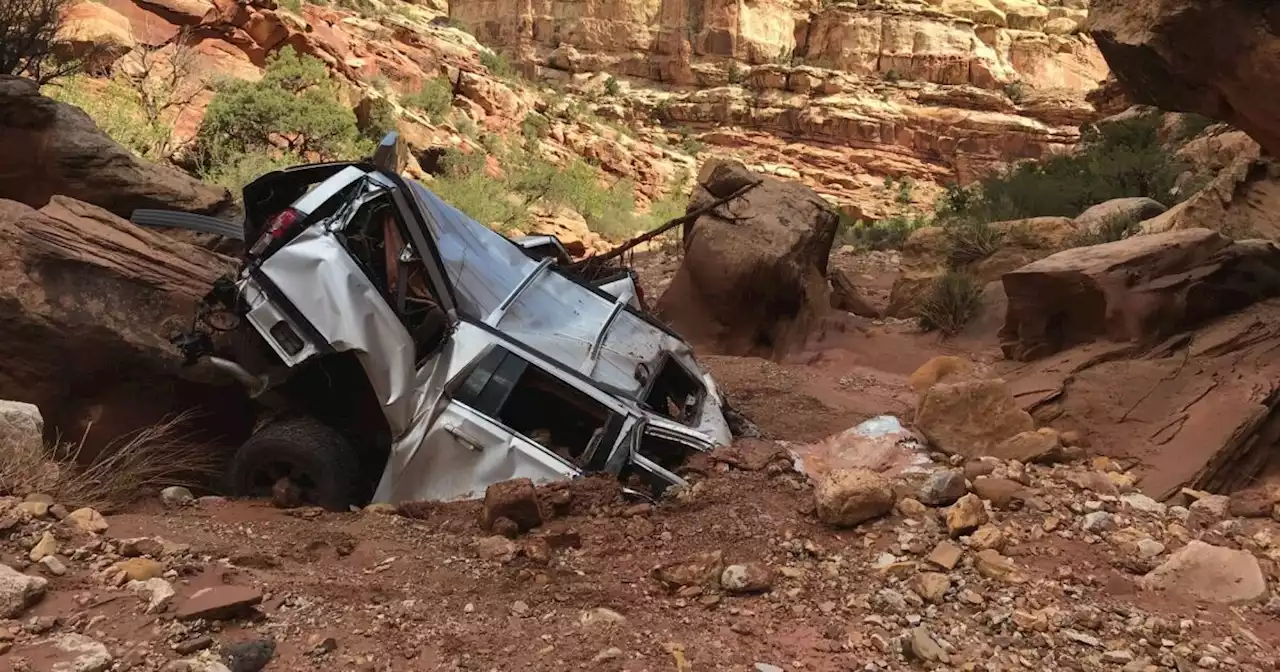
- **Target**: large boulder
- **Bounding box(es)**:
[0,197,252,452]
[1073,197,1167,233]
[1086,0,1280,159]
[655,159,838,358]
[0,76,234,220]
[1000,229,1280,361]
[55,1,138,70]
[914,379,1036,459]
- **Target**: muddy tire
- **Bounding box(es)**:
[228,417,359,511]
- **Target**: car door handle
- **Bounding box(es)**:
[445,425,485,452]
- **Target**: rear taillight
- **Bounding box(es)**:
[249,208,303,257]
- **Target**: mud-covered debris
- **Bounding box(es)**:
[653,550,725,589]
[221,637,276,672]
[482,478,543,533]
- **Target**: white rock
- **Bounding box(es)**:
[1120,493,1166,515]
[160,486,195,507]
[51,633,112,672]
[1136,539,1166,559]
[128,578,176,613]
[38,555,68,576]
[0,563,47,618]
[1189,495,1230,518]
[1081,511,1115,533]
[0,399,44,452]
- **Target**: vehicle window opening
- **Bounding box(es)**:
[642,356,704,424]
[338,193,449,360]
[454,349,612,466]
[638,432,700,472]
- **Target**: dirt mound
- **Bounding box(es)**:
[656,159,839,359]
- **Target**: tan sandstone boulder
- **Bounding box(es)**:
[656,159,838,358]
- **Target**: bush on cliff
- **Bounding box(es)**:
[939,113,1187,223]
[193,47,367,190]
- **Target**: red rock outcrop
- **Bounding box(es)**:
[1086,0,1280,160]
[452,0,1110,217]
[1000,229,1280,361]
[0,196,251,452]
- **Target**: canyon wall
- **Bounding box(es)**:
[451,0,1109,218]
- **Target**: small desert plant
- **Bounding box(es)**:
[1067,212,1142,248]
[521,112,550,142]
[944,218,1004,267]
[917,271,983,336]
[479,50,518,80]
[401,76,454,123]
[0,412,221,512]
[838,212,927,251]
[1004,80,1027,103]
[604,76,620,96]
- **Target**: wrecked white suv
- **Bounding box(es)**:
[143,133,733,510]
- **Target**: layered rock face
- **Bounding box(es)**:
[452,0,1109,218]
[1086,0,1280,160]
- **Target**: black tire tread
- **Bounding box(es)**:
[228,417,359,511]
[131,209,246,241]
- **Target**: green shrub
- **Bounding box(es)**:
[604,76,620,96]
[1004,80,1027,103]
[194,47,364,168]
[883,69,901,82]
[917,271,983,336]
[521,112,549,141]
[401,76,453,123]
[43,75,167,160]
[727,62,745,85]
[201,149,303,196]
[479,50,517,80]
[838,212,927,251]
[278,0,302,12]
[1175,113,1217,142]
[944,218,1004,267]
[429,144,646,240]
[357,96,398,143]
[939,113,1188,223]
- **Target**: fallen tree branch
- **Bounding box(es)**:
[571,180,763,269]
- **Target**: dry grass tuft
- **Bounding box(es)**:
[0,411,221,512]
[917,271,984,337]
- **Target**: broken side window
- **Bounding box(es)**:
[452,346,623,468]
[338,191,449,360]
[641,354,705,425]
